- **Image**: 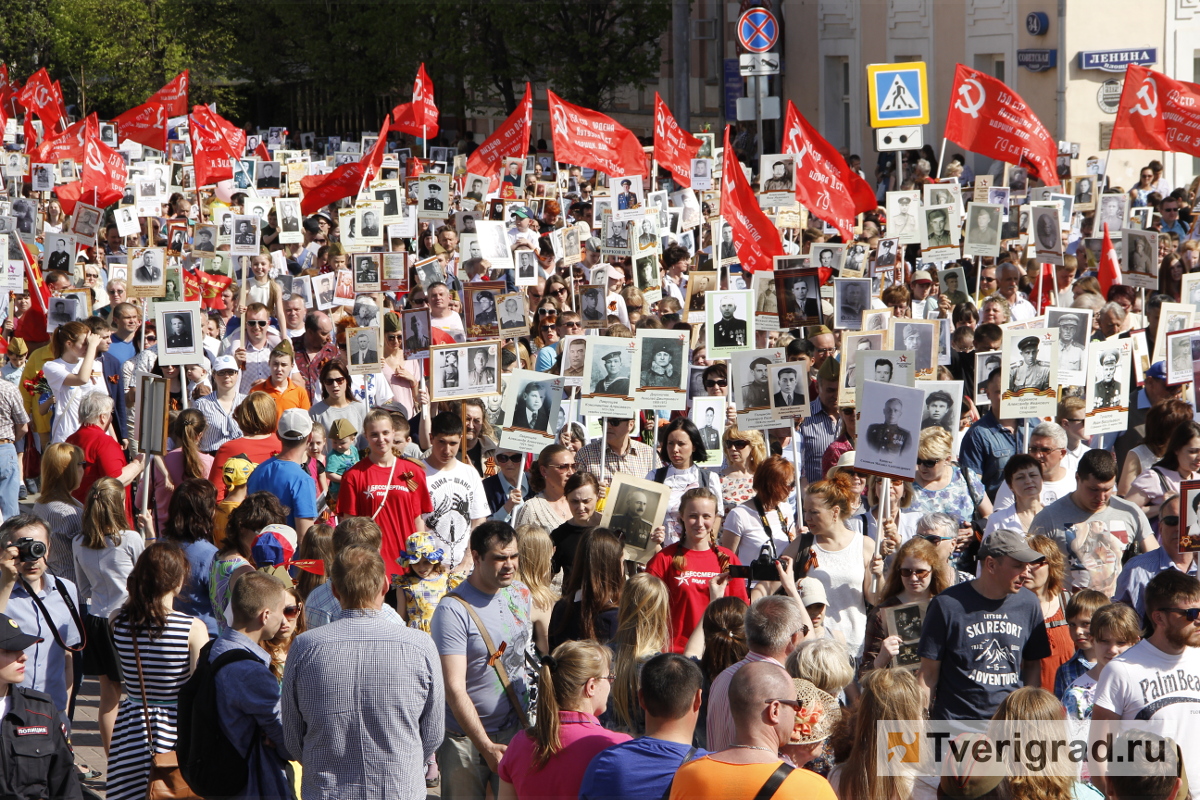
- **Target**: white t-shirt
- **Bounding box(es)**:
[423,459,490,567]
[43,357,108,444]
[723,499,796,569]
[1093,640,1200,785]
[992,472,1077,511]
[649,465,724,546]
[430,311,466,343]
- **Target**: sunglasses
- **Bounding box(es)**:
[917,458,941,468]
[145,335,157,343]
[1163,207,1180,213]
[495,453,522,464]
[410,297,428,305]
[1162,515,1180,527]
[324,376,347,385]
[918,532,954,544]
[546,462,577,472]
[606,418,630,427]
[900,567,931,579]
[550,287,569,296]
[726,440,750,449]
[246,320,268,327]
[1161,607,1200,621]
[386,334,403,342]
[704,379,728,388]
[537,307,557,316]
[540,324,556,333]
[283,604,303,620]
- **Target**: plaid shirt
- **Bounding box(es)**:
[282,609,445,800]
[797,399,838,484]
[576,436,662,488]
[0,378,30,442]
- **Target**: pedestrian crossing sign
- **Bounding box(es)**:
[867,62,929,127]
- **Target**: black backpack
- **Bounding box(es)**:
[176,640,264,798]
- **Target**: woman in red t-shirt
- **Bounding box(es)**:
[337,408,432,577]
[646,487,748,652]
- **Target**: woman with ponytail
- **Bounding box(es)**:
[609,573,671,733]
[145,409,213,526]
[790,473,882,656]
[497,640,630,800]
[646,487,749,653]
[43,320,109,443]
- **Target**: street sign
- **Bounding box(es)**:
[737,8,779,54]
[875,125,924,152]
[739,53,781,76]
[736,96,780,121]
[866,62,929,128]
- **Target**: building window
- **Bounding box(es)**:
[824,56,850,151]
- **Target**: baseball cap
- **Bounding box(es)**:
[511,207,531,219]
[584,237,602,253]
[0,613,41,652]
[252,524,297,568]
[278,408,314,441]
[978,528,1045,563]
[212,355,239,374]
[222,456,255,489]
[798,577,828,608]
[329,418,358,439]
[1146,361,1168,381]
[911,270,933,283]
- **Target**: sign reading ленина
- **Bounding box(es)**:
[1078,48,1157,72]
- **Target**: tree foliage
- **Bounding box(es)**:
[0,0,672,127]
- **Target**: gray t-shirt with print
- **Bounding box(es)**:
[1027,494,1151,593]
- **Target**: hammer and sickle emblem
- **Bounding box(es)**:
[655,108,665,139]
[955,77,986,118]
[1131,77,1158,117]
[552,104,569,136]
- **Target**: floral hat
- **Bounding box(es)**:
[788,678,839,745]
[397,531,445,566]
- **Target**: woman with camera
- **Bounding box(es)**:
[719,455,796,577]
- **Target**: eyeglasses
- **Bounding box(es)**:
[550,287,569,296]
[1029,446,1061,454]
[283,604,303,620]
[1161,607,1200,621]
[900,567,931,579]
[246,320,268,327]
[726,440,750,450]
[704,379,728,388]
[1162,515,1180,527]
[547,462,577,472]
[1163,207,1180,214]
[495,453,522,464]
[917,458,941,468]
[917,532,953,544]
[324,376,347,385]
[603,673,617,683]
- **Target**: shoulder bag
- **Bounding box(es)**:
[446,592,531,729]
[133,627,199,800]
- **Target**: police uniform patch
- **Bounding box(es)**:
[16,726,48,736]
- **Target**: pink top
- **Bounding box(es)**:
[145,449,216,523]
[498,710,630,799]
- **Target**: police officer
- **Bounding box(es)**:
[0,612,82,799]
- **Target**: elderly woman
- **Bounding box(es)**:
[909,427,991,531]
[66,392,144,523]
[983,454,1044,536]
[979,295,1012,326]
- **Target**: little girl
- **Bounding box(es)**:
[395,532,463,635]
[304,422,330,509]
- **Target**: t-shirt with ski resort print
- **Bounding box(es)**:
[917,580,1051,720]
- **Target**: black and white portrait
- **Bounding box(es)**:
[637,337,686,390]
[312,272,337,310]
[30,163,54,192]
[1073,176,1095,209]
[768,363,808,417]
[277,199,301,235]
[348,327,381,371]
[589,344,632,396]
[230,215,260,257]
[516,250,538,282]
[580,285,606,325]
[466,345,498,391]
[706,291,752,354]
[686,271,716,315]
[71,205,101,240]
[511,379,557,432]
[403,309,431,357]
[1007,165,1028,193]
[857,380,924,481]
[163,312,195,353]
[375,187,401,223]
[875,237,898,268]
[1007,334,1052,393]
[421,176,448,213]
[919,385,957,435]
[1097,194,1127,234]
[1047,308,1090,385]
[129,248,165,294]
[469,289,499,330]
[963,203,1003,257]
[635,255,661,295]
[885,191,921,243]
[811,244,845,275]
[921,206,955,251]
[759,155,795,194]
[844,243,869,275]
[1122,230,1159,279]
[1088,345,1125,413]
[1032,205,1064,265]
[354,254,380,288]
[46,297,78,331]
[498,294,527,332]
[256,160,281,191]
[599,475,670,557]
[833,278,870,331]
[412,258,444,292]
[12,199,36,236]
[925,185,955,208]
[776,271,821,329]
[43,235,73,273]
[894,320,935,374]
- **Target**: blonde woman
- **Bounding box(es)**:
[517,525,559,656]
[73,477,146,754]
[610,574,671,733]
[32,442,86,583]
[993,688,1101,800]
[497,640,630,800]
[718,426,767,506]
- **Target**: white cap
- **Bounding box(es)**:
[212,355,239,373]
[278,408,314,441]
[798,577,828,608]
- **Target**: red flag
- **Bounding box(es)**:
[361,114,392,187]
[299,161,365,216]
[653,93,702,188]
[33,115,89,164]
[1110,64,1200,157]
[1098,223,1122,297]
[466,83,533,189]
[56,117,128,214]
[547,90,645,177]
[17,68,62,132]
[782,101,876,241]
[12,238,52,344]
[944,64,1059,186]
[148,71,189,117]
[390,63,439,139]
[112,101,167,152]
[720,126,784,273]
[189,105,247,187]
[255,140,271,162]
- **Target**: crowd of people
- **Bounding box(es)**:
[0,118,1195,800]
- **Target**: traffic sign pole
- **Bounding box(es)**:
[737,7,780,175]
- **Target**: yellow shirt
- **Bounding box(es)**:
[21,345,55,435]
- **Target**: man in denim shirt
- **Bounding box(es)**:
[211,572,294,799]
[961,365,1026,500]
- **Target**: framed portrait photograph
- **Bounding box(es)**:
[374,185,402,226]
[255,160,282,196]
[289,275,312,309]
[752,271,780,333]
[42,233,75,273]
[600,211,631,257]
[346,326,382,374]
[613,174,645,221]
[154,302,203,366]
[1045,307,1092,387]
[833,278,871,331]
[963,202,1004,258]
[497,292,530,337]
[810,243,845,275]
[1165,326,1200,387]
[380,253,407,293]
[499,157,525,199]
[919,204,959,257]
[632,330,689,411]
[411,257,444,294]
[731,348,786,430]
[328,268,353,307]
[690,158,713,191]
[581,337,638,417]
[1177,480,1200,553]
[190,223,217,257]
[600,473,671,564]
[71,203,102,242]
[713,219,737,263]
[579,285,608,329]
[884,601,929,672]
[163,267,183,303]
[464,283,505,340]
[1000,328,1060,419]
[400,307,432,360]
[875,237,899,269]
[774,269,821,331]
[919,380,963,443]
[559,335,588,386]
[418,174,450,216]
[45,295,81,332]
[352,254,382,293]
[758,154,795,206]
[1121,229,1160,289]
[430,340,503,402]
[632,252,662,305]
[691,397,725,466]
[1128,206,1151,230]
[128,247,166,298]
[889,318,938,379]
[843,242,870,277]
[836,332,885,406]
[165,222,188,258]
[276,198,302,244]
[229,214,261,257]
[311,272,337,311]
[973,350,1002,408]
[768,362,810,421]
[1031,205,1064,266]
[684,270,716,324]
[30,163,54,192]
[856,379,924,481]
[515,250,539,287]
[355,200,384,248]
[499,370,566,453]
[473,220,514,271]
[1096,194,1127,235]
[853,348,915,411]
[705,290,754,360]
[135,373,170,455]
[885,190,921,245]
[1084,338,1132,437]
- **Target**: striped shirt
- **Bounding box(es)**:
[194,392,246,453]
[798,399,838,484]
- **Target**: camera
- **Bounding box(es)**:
[11,537,46,564]
[728,546,785,582]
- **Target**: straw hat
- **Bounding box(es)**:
[787,678,839,745]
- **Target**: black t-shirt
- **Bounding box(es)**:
[550,520,590,583]
[467,441,483,476]
[917,580,1051,720]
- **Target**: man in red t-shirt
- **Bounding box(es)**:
[337,408,432,576]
